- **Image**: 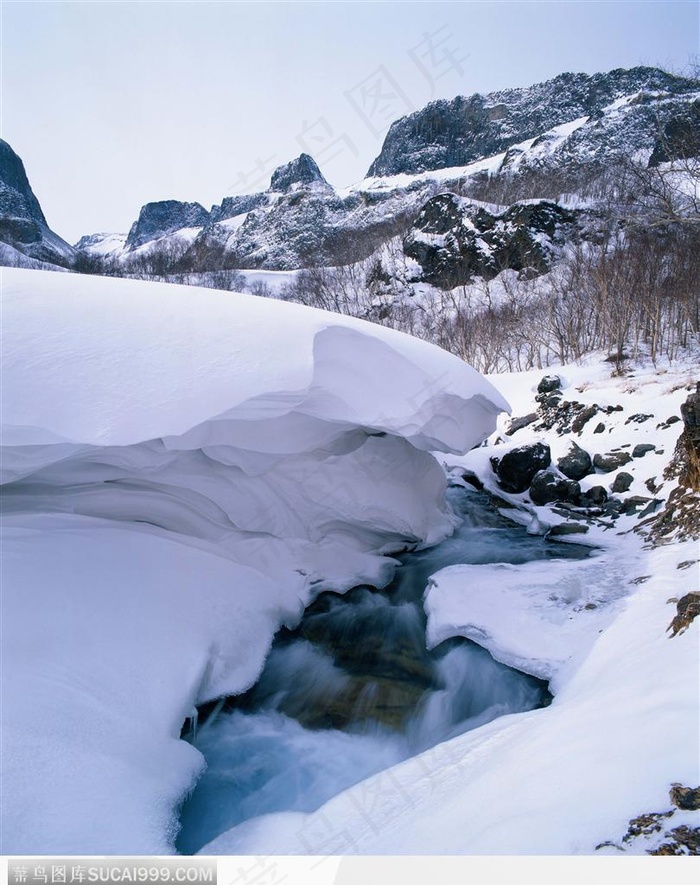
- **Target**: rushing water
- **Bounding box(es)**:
[176,486,590,854]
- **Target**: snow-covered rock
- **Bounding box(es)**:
[404,195,581,287]
[423,556,628,684]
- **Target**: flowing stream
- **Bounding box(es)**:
[176,486,590,854]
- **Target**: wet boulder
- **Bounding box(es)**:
[491,442,551,493]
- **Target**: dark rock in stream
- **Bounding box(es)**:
[491,442,551,493]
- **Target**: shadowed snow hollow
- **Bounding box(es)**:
[0,268,508,854]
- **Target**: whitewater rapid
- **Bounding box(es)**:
[178,488,589,855]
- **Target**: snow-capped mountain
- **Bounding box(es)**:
[2,65,698,279]
[182,152,434,271]
[70,65,698,277]
[0,139,76,268]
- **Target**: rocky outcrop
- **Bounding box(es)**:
[667,594,700,638]
[0,139,75,267]
[597,784,700,854]
[669,784,700,809]
[180,159,434,271]
[404,194,579,288]
[209,192,267,224]
[125,200,210,250]
[648,98,700,166]
[649,383,700,541]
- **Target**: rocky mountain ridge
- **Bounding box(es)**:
[368,66,699,177]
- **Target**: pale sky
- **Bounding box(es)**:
[2,0,698,243]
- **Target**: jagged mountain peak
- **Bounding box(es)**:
[0,137,75,267]
[269,153,330,192]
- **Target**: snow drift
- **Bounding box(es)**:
[0,268,508,854]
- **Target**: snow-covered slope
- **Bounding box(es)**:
[0,268,508,854]
[74,231,128,257]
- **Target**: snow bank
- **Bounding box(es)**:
[0,268,508,854]
[424,554,630,684]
